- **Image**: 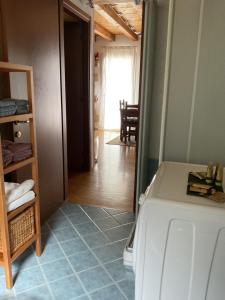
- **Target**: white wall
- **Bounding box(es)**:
[162,0,225,166]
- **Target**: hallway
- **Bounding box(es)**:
[69,131,136,212]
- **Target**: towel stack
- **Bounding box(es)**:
[0,99,17,117]
[7,142,32,162]
[4,179,35,212]
[0,99,29,117]
[15,100,29,115]
[2,149,14,167]
[2,140,32,167]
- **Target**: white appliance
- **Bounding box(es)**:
[124,161,225,300]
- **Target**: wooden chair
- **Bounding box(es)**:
[120,100,139,143]
[125,105,139,142]
[120,100,126,141]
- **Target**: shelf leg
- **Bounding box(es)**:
[35,234,42,256]
[4,261,13,289]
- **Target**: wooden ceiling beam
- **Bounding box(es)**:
[94,23,115,41]
[99,4,138,41]
[94,0,135,4]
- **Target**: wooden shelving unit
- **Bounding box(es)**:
[0,61,41,288]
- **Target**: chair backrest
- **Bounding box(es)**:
[126,104,139,109]
[124,108,139,118]
[120,100,139,120]
[119,99,127,110]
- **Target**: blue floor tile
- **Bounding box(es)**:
[0,266,5,277]
[104,259,134,282]
[118,279,135,300]
[0,204,135,300]
[90,284,126,300]
[73,296,89,300]
[42,258,73,282]
[92,240,126,263]
[48,211,71,231]
[81,206,109,220]
[53,226,79,242]
[13,247,37,272]
[42,230,58,246]
[16,285,52,300]
[74,222,99,236]
[78,266,112,292]
[103,208,126,216]
[84,232,109,249]
[68,212,90,225]
[41,222,50,233]
[61,202,83,215]
[60,238,87,256]
[68,249,99,272]
[0,277,15,298]
[94,217,120,231]
[104,224,133,242]
[38,243,65,264]
[75,296,89,300]
[14,266,45,294]
[49,275,85,300]
[113,212,135,225]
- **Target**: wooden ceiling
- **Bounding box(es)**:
[94,1,142,41]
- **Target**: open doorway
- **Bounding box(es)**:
[62,6,91,175]
[62,1,143,213]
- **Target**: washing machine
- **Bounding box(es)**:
[125,161,225,300]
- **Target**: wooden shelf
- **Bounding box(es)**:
[0,113,33,124]
[0,61,41,289]
[11,235,37,263]
[4,157,35,175]
[0,235,38,265]
[8,199,36,221]
[0,62,32,72]
[0,253,4,266]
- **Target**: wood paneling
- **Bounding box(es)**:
[94,2,142,38]
[0,0,64,221]
[94,23,115,41]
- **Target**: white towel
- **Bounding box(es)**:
[5,179,34,204]
[7,191,35,212]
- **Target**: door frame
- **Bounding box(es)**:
[59,0,92,200]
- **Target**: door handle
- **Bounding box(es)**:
[15,131,22,138]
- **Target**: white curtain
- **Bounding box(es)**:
[99,46,140,130]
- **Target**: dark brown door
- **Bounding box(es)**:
[64,21,90,172]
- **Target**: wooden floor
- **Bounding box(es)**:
[68,131,136,212]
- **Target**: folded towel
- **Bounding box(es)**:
[4,182,19,195]
[7,191,35,212]
[0,106,17,117]
[0,99,30,116]
[2,140,13,149]
[0,99,16,107]
[16,106,29,114]
[8,142,32,153]
[14,99,29,114]
[2,140,33,165]
[14,153,32,162]
[14,100,28,107]
[5,179,34,204]
[2,148,14,167]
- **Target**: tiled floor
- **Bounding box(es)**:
[0,203,135,300]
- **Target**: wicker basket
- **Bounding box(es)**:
[0,206,35,254]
